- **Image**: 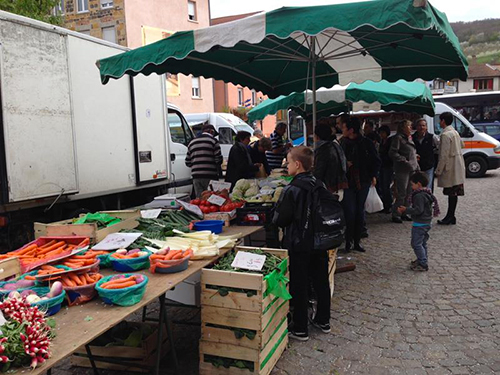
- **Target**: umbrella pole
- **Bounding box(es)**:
[311,36,317,149]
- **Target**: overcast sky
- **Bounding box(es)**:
[210,0,500,23]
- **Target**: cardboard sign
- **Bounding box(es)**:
[92,233,142,251]
[209,180,231,192]
[231,251,266,271]
[176,199,203,218]
[208,194,226,206]
[141,209,162,219]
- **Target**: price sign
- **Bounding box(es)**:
[176,199,203,218]
[209,180,231,192]
[92,233,143,251]
[208,194,226,206]
[141,209,162,219]
[231,251,267,271]
[260,189,274,196]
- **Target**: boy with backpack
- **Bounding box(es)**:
[273,146,345,340]
[397,171,440,271]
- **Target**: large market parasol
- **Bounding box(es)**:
[247,80,436,122]
[97,0,467,130]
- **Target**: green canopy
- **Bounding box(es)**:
[98,0,467,98]
[248,80,436,122]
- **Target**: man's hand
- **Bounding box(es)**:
[254,163,262,168]
[372,177,377,186]
[397,206,407,214]
[347,161,353,168]
[416,154,421,161]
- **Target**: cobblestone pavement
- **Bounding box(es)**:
[51,170,500,375]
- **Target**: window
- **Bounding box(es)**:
[238,88,244,106]
[100,0,113,9]
[102,27,116,44]
[485,125,500,136]
[434,80,445,90]
[168,111,194,146]
[191,77,201,98]
[77,0,88,12]
[474,79,493,91]
[433,115,471,138]
[251,90,256,106]
[218,128,235,144]
[188,1,197,21]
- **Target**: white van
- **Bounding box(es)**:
[424,102,500,178]
[184,113,255,158]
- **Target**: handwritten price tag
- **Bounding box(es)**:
[231,251,267,271]
[141,209,162,219]
[208,194,226,206]
[92,233,143,251]
[176,199,203,218]
[209,180,231,192]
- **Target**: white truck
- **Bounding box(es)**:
[0,11,194,249]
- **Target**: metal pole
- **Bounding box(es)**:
[311,36,317,149]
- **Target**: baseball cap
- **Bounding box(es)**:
[202,124,219,136]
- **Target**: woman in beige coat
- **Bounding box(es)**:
[435,112,466,225]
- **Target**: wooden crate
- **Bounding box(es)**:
[199,321,288,375]
[204,209,237,226]
[328,249,337,297]
[34,210,140,244]
[201,247,289,350]
[71,322,169,373]
[0,258,21,281]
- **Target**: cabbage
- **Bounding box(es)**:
[234,179,250,192]
[273,187,283,202]
[244,186,260,198]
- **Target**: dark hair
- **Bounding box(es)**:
[410,171,429,187]
[289,146,314,172]
[276,122,287,130]
[314,123,332,141]
[439,112,453,126]
[236,131,251,142]
[337,114,350,126]
[379,125,391,136]
[364,120,375,129]
[345,117,361,134]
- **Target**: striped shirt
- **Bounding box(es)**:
[266,131,286,169]
[185,133,223,179]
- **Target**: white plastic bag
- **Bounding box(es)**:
[365,186,384,213]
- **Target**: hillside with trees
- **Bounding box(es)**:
[451,19,500,64]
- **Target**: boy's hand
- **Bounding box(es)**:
[397,206,406,214]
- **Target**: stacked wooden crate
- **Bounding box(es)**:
[199,246,289,375]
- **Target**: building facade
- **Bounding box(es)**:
[211,13,278,137]
[431,63,500,95]
[60,0,214,113]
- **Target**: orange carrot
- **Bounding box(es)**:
[69,273,83,286]
[102,281,136,289]
[39,240,57,249]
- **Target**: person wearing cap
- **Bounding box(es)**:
[185,124,223,197]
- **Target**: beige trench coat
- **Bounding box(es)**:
[435,125,466,188]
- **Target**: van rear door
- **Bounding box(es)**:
[167,109,194,194]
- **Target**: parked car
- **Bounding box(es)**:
[472,122,500,141]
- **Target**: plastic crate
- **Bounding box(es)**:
[236,203,275,226]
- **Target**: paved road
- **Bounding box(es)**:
[52,170,500,375]
[274,169,500,375]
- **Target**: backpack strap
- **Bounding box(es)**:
[290,177,318,240]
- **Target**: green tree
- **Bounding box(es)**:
[0,0,62,25]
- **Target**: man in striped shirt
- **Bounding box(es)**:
[185,124,223,197]
[266,122,289,170]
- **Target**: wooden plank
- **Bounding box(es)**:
[202,269,264,291]
[94,216,139,242]
[0,258,21,280]
[259,333,288,375]
[44,223,97,239]
[234,246,288,260]
[261,303,288,347]
[262,299,288,334]
[20,225,264,375]
[259,318,287,363]
[200,340,259,362]
[201,305,262,331]
[201,285,263,312]
[201,324,263,350]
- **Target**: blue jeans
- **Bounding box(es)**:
[342,184,370,246]
[423,168,434,192]
[411,225,431,267]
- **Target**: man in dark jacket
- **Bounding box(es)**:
[248,137,272,176]
[377,125,394,213]
[340,117,381,252]
[313,123,348,196]
[413,119,439,192]
[273,146,330,341]
[225,131,261,189]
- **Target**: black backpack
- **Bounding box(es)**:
[293,177,346,251]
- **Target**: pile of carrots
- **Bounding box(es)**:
[59,249,107,269]
[24,265,67,280]
[60,272,102,288]
[150,249,193,262]
[111,252,146,260]
[0,238,90,266]
[99,275,141,289]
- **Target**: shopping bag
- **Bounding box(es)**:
[365,186,384,213]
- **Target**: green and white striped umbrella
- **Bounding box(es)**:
[98,0,467,95]
[247,80,436,122]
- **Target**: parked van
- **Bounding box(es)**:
[424,102,500,178]
[184,113,255,158]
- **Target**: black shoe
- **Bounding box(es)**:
[312,321,331,333]
[288,329,309,341]
[437,217,456,225]
[383,208,392,214]
[410,262,428,272]
[353,244,366,253]
[343,242,352,252]
[392,216,403,223]
[360,231,369,239]
[401,215,412,221]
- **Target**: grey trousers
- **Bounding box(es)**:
[193,178,211,198]
[392,171,413,218]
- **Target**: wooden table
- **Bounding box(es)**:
[22,226,263,375]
